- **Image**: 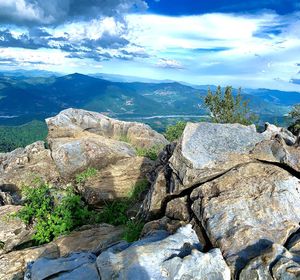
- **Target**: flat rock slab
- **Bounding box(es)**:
[97,224,230,280]
[191,162,300,276]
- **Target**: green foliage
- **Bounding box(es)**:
[135,145,162,161]
[75,167,97,184]
[0,120,47,153]
[17,184,92,244]
[164,121,186,141]
[288,104,300,135]
[123,220,144,243]
[204,86,257,125]
[118,135,130,143]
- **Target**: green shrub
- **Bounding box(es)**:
[288,104,300,135]
[123,220,144,243]
[164,121,186,141]
[75,167,97,184]
[204,86,257,125]
[128,179,149,201]
[17,184,93,244]
[135,145,162,161]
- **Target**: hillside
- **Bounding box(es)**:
[0,72,298,127]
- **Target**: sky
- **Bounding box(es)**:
[0,0,300,91]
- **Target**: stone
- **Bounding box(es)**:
[78,157,153,205]
[0,243,58,280]
[24,252,99,280]
[240,244,300,280]
[0,205,34,255]
[49,134,136,178]
[165,196,190,221]
[46,108,168,149]
[191,162,300,276]
[262,122,296,146]
[169,122,267,192]
[286,232,300,256]
[0,141,60,190]
[96,224,231,280]
[53,224,124,256]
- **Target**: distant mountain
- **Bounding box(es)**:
[0,72,298,126]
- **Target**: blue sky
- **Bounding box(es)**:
[0,0,300,91]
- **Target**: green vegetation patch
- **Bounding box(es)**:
[75,167,97,184]
[0,120,48,153]
[135,145,163,161]
[164,121,186,142]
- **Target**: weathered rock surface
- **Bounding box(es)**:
[96,224,230,280]
[49,133,136,178]
[25,252,99,280]
[191,162,300,276]
[78,157,153,205]
[169,122,267,191]
[0,141,60,190]
[46,108,168,149]
[239,244,300,280]
[0,224,123,280]
[263,122,296,145]
[0,205,34,255]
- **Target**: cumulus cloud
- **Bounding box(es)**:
[0,0,148,25]
[156,58,183,69]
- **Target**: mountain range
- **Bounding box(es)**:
[0,70,299,126]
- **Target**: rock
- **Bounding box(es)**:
[0,205,34,255]
[286,232,300,255]
[240,244,300,280]
[24,252,99,280]
[0,141,60,190]
[46,108,168,149]
[0,224,123,280]
[191,162,300,276]
[262,122,296,146]
[166,196,190,221]
[96,224,231,280]
[78,157,153,205]
[141,216,186,237]
[251,137,300,173]
[169,122,267,192]
[53,224,124,256]
[0,243,58,280]
[49,134,136,178]
[0,184,21,205]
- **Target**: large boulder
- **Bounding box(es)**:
[46,108,168,149]
[49,133,136,178]
[0,205,34,255]
[169,122,267,192]
[96,224,231,280]
[191,162,300,276]
[78,157,153,205]
[0,141,60,190]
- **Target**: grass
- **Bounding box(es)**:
[75,167,97,184]
[118,135,131,143]
[135,145,163,161]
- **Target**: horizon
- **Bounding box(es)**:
[1,1,300,92]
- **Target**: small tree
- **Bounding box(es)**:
[204,86,257,125]
[165,121,186,142]
[288,104,300,135]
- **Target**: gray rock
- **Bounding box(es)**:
[46,108,168,149]
[96,224,230,280]
[191,162,300,276]
[25,252,99,280]
[262,122,296,146]
[169,122,267,192]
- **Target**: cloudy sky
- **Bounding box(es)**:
[1,0,300,91]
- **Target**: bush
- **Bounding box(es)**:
[17,184,93,244]
[75,167,97,184]
[135,145,162,161]
[204,86,257,125]
[164,121,186,141]
[288,104,300,135]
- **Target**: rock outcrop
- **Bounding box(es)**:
[0,224,123,280]
[142,121,300,277]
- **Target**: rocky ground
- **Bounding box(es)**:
[1,108,300,279]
